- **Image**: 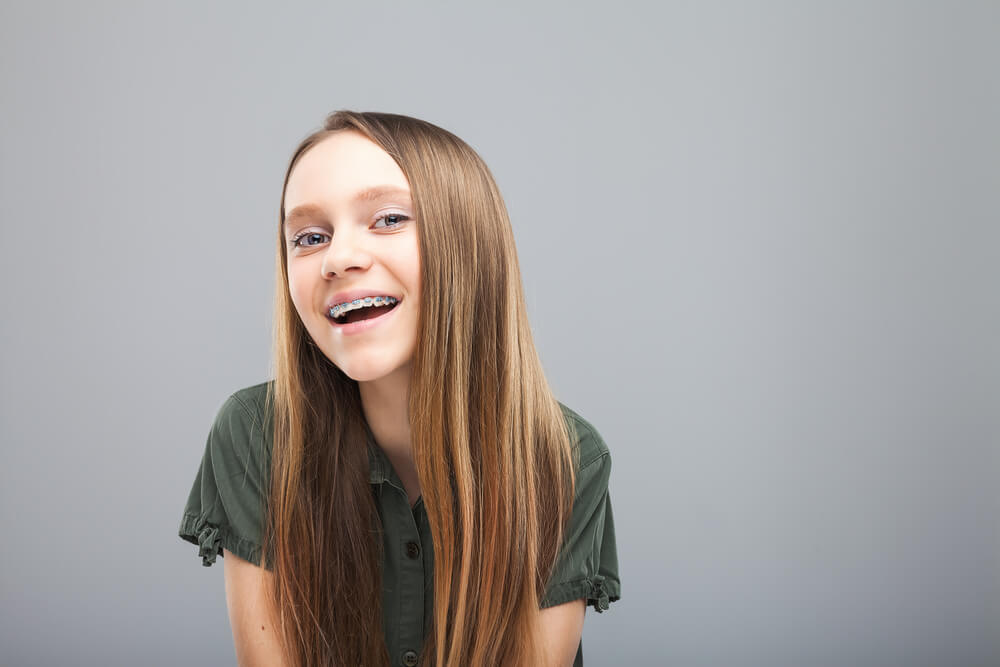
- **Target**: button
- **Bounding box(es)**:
[401,649,419,666]
[405,541,420,559]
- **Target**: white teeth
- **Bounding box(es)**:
[329,296,398,319]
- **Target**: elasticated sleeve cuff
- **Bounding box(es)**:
[178,513,262,567]
[541,573,622,613]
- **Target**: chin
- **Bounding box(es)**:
[330,354,402,383]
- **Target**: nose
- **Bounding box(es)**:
[320,229,373,278]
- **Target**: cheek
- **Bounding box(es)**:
[286,268,313,317]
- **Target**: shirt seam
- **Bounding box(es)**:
[564,412,609,470]
[227,391,268,494]
[579,450,609,474]
[229,391,264,431]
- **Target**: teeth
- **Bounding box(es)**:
[329,296,398,319]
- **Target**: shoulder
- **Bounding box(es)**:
[211,381,275,437]
[208,380,275,465]
[224,380,274,423]
[556,401,611,473]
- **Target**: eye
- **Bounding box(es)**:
[289,231,330,248]
[373,213,409,230]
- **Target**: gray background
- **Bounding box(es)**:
[1,1,997,665]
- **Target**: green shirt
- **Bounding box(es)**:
[179,381,620,666]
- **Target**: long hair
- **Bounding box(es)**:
[262,110,578,666]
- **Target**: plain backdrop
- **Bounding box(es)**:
[1,1,998,665]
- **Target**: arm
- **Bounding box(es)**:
[222,548,288,667]
[538,598,586,666]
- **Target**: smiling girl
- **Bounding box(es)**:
[179,111,620,666]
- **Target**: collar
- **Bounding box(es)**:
[364,423,404,492]
[367,440,389,485]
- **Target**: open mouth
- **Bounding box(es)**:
[329,298,401,326]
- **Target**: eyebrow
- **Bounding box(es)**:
[284,185,412,227]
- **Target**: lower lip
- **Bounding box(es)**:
[327,301,401,335]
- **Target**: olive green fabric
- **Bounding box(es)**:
[179,381,620,666]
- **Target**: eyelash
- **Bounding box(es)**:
[288,214,409,249]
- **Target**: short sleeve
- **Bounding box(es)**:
[178,389,271,568]
[541,417,621,613]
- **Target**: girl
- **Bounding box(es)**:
[179,111,620,666]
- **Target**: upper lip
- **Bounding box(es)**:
[326,289,401,312]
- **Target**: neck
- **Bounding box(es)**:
[358,361,413,465]
[358,361,422,505]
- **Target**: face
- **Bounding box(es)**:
[283,131,420,383]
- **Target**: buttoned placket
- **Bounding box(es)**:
[368,440,430,666]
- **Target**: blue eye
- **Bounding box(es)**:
[288,214,408,249]
[289,232,329,248]
[373,213,408,229]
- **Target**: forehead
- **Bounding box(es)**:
[283,131,411,214]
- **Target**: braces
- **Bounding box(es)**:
[330,296,398,319]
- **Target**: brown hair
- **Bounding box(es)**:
[261,110,578,666]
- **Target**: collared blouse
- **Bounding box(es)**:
[179,381,620,666]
